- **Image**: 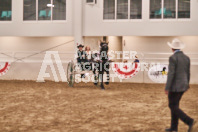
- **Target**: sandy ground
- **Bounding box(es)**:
[0,81,197,132]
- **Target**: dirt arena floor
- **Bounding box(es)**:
[0,80,197,132]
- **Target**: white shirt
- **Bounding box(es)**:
[86,51,92,60]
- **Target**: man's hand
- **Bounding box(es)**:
[165,90,169,95]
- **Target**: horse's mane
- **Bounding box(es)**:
[100,41,109,61]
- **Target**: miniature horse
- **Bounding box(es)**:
[93,41,110,90]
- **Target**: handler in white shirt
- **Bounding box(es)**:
[85,46,92,61]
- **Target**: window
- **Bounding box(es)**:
[103,0,115,19]
[87,0,94,2]
[38,0,51,20]
[178,0,190,18]
[164,0,176,19]
[117,0,128,19]
[23,0,66,21]
[103,0,142,20]
[86,0,95,4]
[24,0,36,21]
[53,0,66,20]
[150,0,190,19]
[130,0,142,19]
[0,0,12,21]
[150,0,162,19]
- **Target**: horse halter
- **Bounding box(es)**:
[100,43,109,52]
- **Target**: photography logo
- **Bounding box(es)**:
[0,62,11,76]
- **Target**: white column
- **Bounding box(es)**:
[73,0,83,48]
[143,0,150,21]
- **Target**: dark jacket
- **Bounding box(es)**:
[165,51,190,92]
[77,50,87,63]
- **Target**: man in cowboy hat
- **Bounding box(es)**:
[165,39,196,132]
[77,44,87,63]
[77,44,88,78]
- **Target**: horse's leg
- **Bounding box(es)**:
[100,71,105,89]
[93,68,98,85]
[100,63,105,90]
[80,62,85,78]
[105,63,110,85]
[92,63,98,85]
[105,70,110,85]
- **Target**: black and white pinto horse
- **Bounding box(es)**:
[92,41,110,90]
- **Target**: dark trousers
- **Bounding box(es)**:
[168,92,193,130]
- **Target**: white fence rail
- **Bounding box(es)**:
[140,52,198,65]
[0,51,76,63]
[0,51,198,65]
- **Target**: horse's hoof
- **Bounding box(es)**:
[101,87,105,90]
[81,74,85,78]
[105,82,109,85]
[101,85,105,90]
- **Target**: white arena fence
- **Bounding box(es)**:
[0,51,198,83]
[1,51,198,64]
[141,52,198,65]
[0,51,75,63]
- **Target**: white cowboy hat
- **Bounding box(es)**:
[167,39,185,49]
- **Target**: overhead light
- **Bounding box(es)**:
[47,4,54,7]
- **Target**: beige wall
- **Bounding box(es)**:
[83,36,103,51]
[1,37,74,52]
[0,37,74,81]
[123,36,198,53]
[107,36,122,61]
